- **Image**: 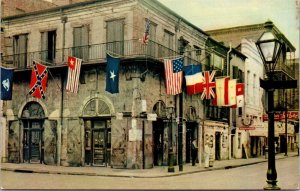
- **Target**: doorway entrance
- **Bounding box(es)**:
[186,122,198,163]
[23,121,44,163]
[84,120,111,166]
[215,132,221,160]
[21,102,45,163]
[153,119,164,166]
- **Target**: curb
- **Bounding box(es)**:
[1,155,297,178]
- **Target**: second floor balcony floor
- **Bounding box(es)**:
[1,39,204,70]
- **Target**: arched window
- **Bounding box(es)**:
[22,102,45,118]
[152,100,166,118]
[83,98,111,117]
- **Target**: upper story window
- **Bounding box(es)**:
[106,19,124,55]
[163,30,174,51]
[146,19,157,57]
[193,45,201,61]
[207,53,224,72]
[148,20,157,42]
[232,66,244,83]
[73,25,89,60]
[13,34,28,68]
[41,30,56,62]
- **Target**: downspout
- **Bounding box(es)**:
[227,43,232,160]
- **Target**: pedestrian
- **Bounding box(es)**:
[191,138,198,166]
[204,140,210,168]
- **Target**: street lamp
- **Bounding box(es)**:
[167,106,175,172]
[256,21,282,190]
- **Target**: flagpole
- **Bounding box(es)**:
[47,69,62,90]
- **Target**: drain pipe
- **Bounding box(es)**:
[227,43,232,160]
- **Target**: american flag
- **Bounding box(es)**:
[164,57,183,95]
[66,56,82,93]
[201,70,216,100]
[141,18,150,44]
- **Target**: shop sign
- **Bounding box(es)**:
[239,126,255,130]
[263,111,299,121]
[147,113,157,121]
[116,112,123,120]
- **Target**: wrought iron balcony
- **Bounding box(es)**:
[1,39,201,70]
[273,52,296,80]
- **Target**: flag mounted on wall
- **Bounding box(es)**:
[231,83,244,108]
[200,70,216,100]
[0,67,14,100]
[184,65,203,95]
[106,54,120,94]
[214,77,236,106]
[66,56,82,93]
[29,61,48,99]
[164,57,183,95]
[140,18,150,45]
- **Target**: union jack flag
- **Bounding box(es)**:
[141,18,150,44]
[201,70,216,100]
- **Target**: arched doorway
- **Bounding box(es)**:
[21,102,45,163]
[82,98,113,167]
[152,100,167,166]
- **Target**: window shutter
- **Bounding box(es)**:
[41,32,48,61]
[82,25,89,60]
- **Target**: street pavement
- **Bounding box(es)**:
[1,152,298,178]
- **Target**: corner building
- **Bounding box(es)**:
[1,0,246,168]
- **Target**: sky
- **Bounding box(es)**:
[158,0,299,58]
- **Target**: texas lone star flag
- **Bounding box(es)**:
[29,62,48,99]
[164,57,183,95]
[66,56,82,93]
[106,53,120,94]
[184,65,203,95]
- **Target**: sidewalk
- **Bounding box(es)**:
[1,152,298,178]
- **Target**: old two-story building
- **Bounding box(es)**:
[207,21,297,158]
[1,0,246,168]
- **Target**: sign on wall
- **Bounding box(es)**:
[263,111,299,121]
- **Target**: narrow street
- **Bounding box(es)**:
[1,157,298,190]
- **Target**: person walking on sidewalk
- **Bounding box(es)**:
[204,140,210,168]
[191,138,198,166]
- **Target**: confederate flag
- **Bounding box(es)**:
[29,61,48,99]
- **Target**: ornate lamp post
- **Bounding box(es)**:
[256,21,282,190]
[167,106,175,172]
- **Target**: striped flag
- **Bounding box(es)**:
[184,65,204,95]
[66,56,82,93]
[214,77,236,106]
[164,57,183,95]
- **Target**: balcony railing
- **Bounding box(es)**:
[274,55,295,79]
[1,39,201,69]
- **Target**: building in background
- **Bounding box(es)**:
[207,21,297,158]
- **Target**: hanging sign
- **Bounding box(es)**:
[116,112,123,120]
[147,113,157,121]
